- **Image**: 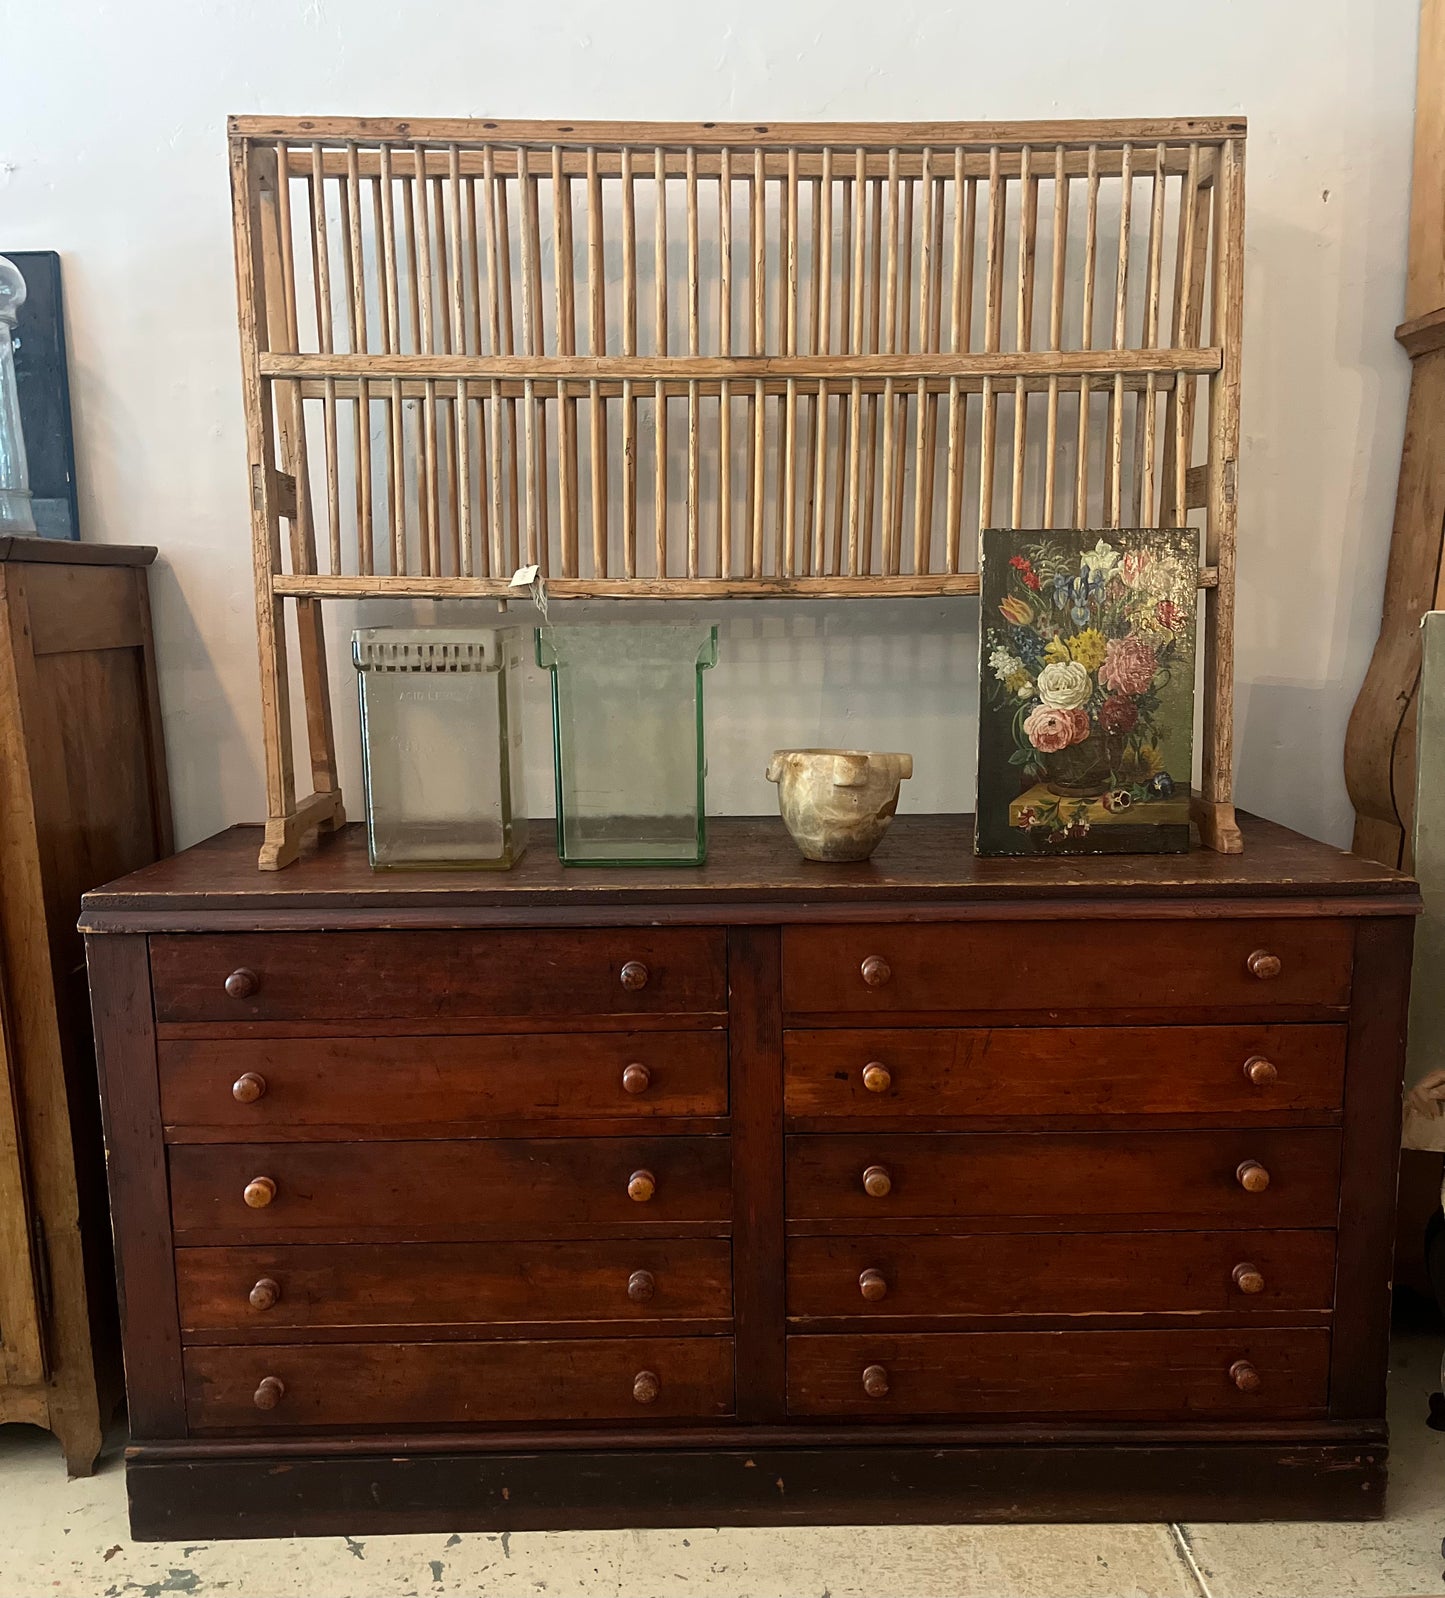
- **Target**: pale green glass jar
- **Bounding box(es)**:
[536,623,717,866]
[352,627,527,870]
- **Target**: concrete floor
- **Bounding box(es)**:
[2,1333,1442,1598]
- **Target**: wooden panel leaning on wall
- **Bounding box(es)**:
[82,813,1414,1535]
[0,538,172,1474]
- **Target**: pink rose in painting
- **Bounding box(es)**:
[1098,635,1158,697]
[1023,704,1090,753]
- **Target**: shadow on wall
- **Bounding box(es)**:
[1234,676,1355,843]
[342,594,982,819]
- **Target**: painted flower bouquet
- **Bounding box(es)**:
[980,530,1196,847]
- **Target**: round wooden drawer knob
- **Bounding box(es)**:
[1243,1056,1278,1087]
[861,1062,892,1094]
[1236,1160,1271,1194]
[1232,1263,1265,1295]
[243,1176,277,1209]
[1229,1359,1262,1394]
[232,1072,267,1104]
[627,1168,657,1203]
[1246,949,1282,981]
[619,961,650,992]
[862,1164,892,1199]
[224,967,259,1000]
[621,1063,651,1095]
[862,1363,890,1398]
[860,955,892,988]
[627,1269,656,1303]
[632,1369,660,1405]
[859,1268,888,1302]
[253,1375,285,1410]
[248,1277,281,1312]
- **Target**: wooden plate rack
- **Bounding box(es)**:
[228,115,1245,867]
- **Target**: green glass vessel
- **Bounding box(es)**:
[353,627,527,870]
[537,623,718,866]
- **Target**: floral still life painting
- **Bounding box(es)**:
[975,528,1196,857]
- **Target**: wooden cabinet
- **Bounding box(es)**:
[82,814,1415,1532]
[0,539,171,1474]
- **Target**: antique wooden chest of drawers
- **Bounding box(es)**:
[81,814,1416,1538]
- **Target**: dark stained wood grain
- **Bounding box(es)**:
[150,929,727,1023]
[175,1239,732,1338]
[1330,916,1413,1417]
[785,1129,1341,1227]
[158,1031,728,1133]
[79,814,1417,927]
[183,1337,735,1429]
[786,1230,1337,1320]
[0,536,156,566]
[85,934,185,1437]
[784,1024,1346,1121]
[729,925,785,1424]
[781,921,1355,1017]
[123,1436,1388,1536]
[786,1328,1331,1419]
[168,1138,732,1241]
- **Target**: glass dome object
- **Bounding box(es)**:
[352,627,528,871]
[0,257,35,533]
[537,623,718,867]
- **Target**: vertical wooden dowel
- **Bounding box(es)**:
[552,146,578,576]
[345,146,371,574]
[783,376,798,575]
[523,376,538,565]
[890,172,913,569]
[945,375,963,571]
[846,377,863,575]
[622,148,637,575]
[523,157,549,570]
[495,171,521,570]
[1044,144,1068,528]
[774,149,795,562]
[880,374,896,567]
[831,172,854,574]
[811,149,833,575]
[447,145,466,355]
[752,376,766,578]
[308,148,341,575]
[456,377,472,577]
[413,146,436,355]
[687,146,700,576]
[518,149,542,572]
[587,146,608,579]
[746,148,765,570]
[814,376,831,578]
[1011,145,1035,528]
[473,380,490,579]
[949,149,967,353]
[912,375,929,572]
[1107,141,1134,528]
[654,147,668,577]
[423,376,441,575]
[918,149,942,568]
[464,173,483,356]
[884,148,900,356]
[980,146,1003,531]
[862,175,883,571]
[1169,143,1203,526]
[719,147,733,577]
[489,379,505,578]
[1075,144,1100,529]
[1140,142,1166,528]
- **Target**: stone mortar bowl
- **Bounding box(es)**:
[765,749,914,863]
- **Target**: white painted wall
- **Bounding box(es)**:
[0,0,1417,850]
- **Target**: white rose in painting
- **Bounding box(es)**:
[1036,659,1091,710]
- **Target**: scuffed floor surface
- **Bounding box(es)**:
[3,1333,1442,1598]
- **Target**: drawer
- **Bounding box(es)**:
[786,1129,1340,1228]
[151,929,727,1024]
[159,1031,728,1134]
[786,1230,1337,1320]
[169,1138,731,1241]
[781,921,1354,1017]
[185,1337,736,1429]
[784,1025,1346,1122]
[786,1328,1330,1418]
[176,1240,734,1336]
